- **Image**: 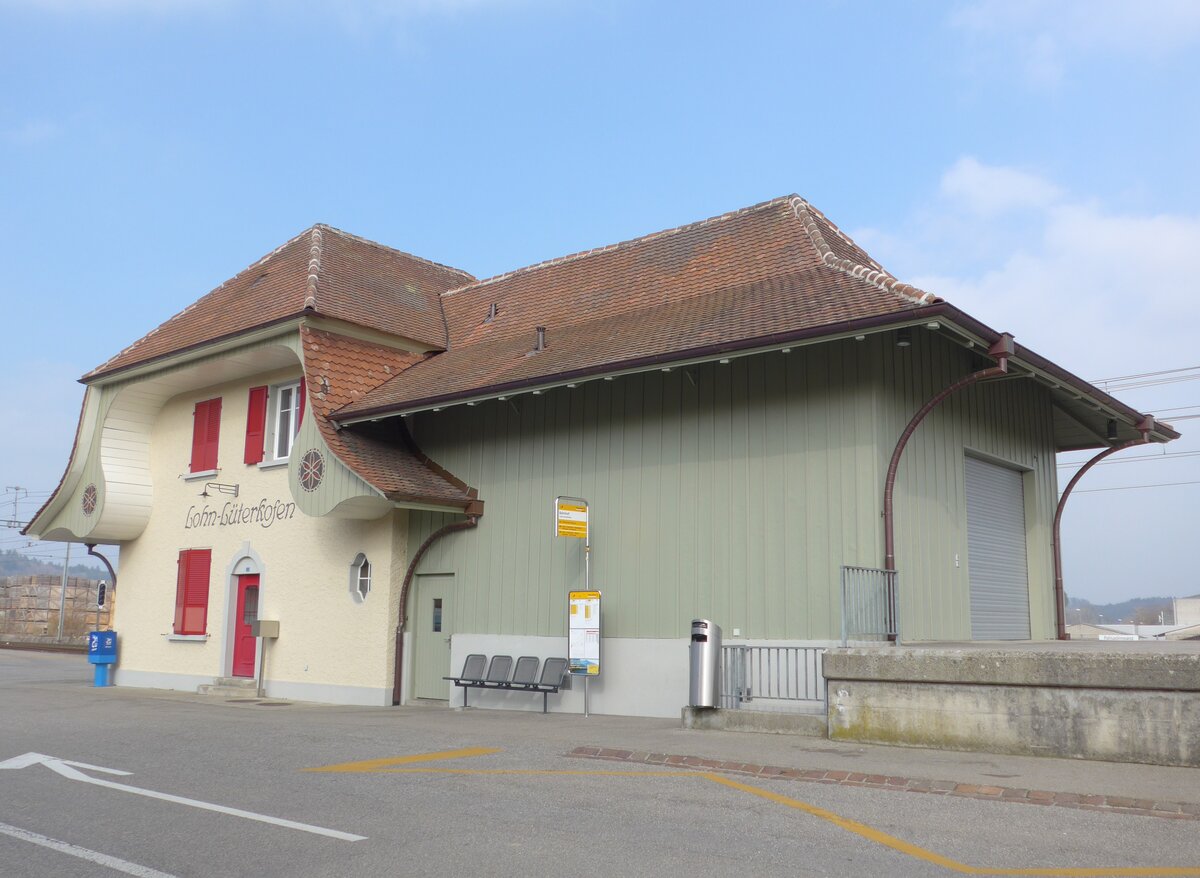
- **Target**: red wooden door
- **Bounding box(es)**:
[232,574,259,678]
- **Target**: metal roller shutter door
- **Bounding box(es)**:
[965,456,1031,640]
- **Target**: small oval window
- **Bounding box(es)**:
[348,553,371,603]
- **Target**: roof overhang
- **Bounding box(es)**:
[331,302,1179,448]
[84,315,308,385]
[85,312,440,387]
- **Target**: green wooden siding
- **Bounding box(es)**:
[876,334,1058,640]
[407,333,1058,642]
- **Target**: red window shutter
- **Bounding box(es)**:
[174,548,212,636]
[189,398,222,472]
[173,552,187,634]
[244,386,268,465]
[190,403,207,473]
[297,377,307,426]
[203,398,222,470]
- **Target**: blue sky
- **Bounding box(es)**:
[2,0,1198,605]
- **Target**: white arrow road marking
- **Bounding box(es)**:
[0,820,178,878]
[0,753,365,842]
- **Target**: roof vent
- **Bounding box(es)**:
[485,302,499,323]
[535,326,546,352]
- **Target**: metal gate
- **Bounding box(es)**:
[965,455,1031,640]
[840,565,899,645]
[719,645,825,710]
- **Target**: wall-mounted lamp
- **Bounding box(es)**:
[895,327,913,347]
[1106,419,1118,441]
[201,482,239,499]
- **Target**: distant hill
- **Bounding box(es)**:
[0,549,106,580]
[1066,595,1175,626]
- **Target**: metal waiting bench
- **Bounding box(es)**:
[444,655,569,713]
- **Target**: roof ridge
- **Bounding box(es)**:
[305,227,322,311]
[442,195,795,297]
[788,196,939,306]
[313,223,475,282]
[86,225,315,378]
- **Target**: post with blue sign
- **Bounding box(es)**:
[87,630,117,687]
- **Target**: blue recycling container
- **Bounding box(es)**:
[87,630,117,686]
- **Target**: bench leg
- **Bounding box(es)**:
[543,691,548,714]
[463,686,468,708]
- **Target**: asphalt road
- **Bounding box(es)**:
[1,650,1198,877]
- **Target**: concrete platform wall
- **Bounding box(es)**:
[825,646,1200,768]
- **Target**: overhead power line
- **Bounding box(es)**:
[1058,449,1200,469]
[1151,405,1200,415]
[1071,479,1200,495]
[1091,364,1200,384]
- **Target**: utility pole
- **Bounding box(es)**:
[4,486,25,520]
[56,543,71,641]
[4,486,26,528]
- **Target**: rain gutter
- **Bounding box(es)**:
[882,333,1016,631]
[1051,415,1155,640]
[392,514,479,706]
[332,303,1176,443]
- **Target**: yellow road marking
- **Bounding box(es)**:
[304,747,501,773]
[366,768,703,777]
[704,773,1200,877]
[305,750,1200,875]
[705,773,971,873]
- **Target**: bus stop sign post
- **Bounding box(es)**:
[556,496,597,718]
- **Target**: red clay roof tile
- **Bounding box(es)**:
[335,195,936,418]
[300,327,474,508]
[86,225,473,380]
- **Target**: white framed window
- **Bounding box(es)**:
[271,381,302,461]
[349,553,372,602]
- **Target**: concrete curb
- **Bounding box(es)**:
[567,746,1200,822]
[0,642,86,654]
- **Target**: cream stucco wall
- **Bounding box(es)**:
[110,367,408,704]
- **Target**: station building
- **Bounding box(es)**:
[25,196,1178,716]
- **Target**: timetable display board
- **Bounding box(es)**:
[568,590,601,677]
[555,497,589,539]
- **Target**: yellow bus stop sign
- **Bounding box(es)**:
[555,497,588,539]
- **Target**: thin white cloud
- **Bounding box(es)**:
[856,158,1200,379]
[951,0,1200,87]
[940,157,1062,217]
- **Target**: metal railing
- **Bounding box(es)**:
[719,645,825,709]
[841,565,899,645]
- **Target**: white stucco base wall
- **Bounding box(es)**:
[262,679,391,706]
[114,669,214,693]
[439,636,842,718]
[114,667,391,706]
[444,634,690,718]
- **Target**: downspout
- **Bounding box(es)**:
[882,333,1015,638]
[391,514,480,706]
[85,544,117,591]
[1052,415,1154,640]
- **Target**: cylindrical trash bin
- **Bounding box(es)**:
[688,619,722,708]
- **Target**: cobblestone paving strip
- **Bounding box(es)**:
[567,747,1200,822]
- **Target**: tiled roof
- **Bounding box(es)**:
[86,225,473,380]
[335,195,938,418]
[300,327,476,509]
